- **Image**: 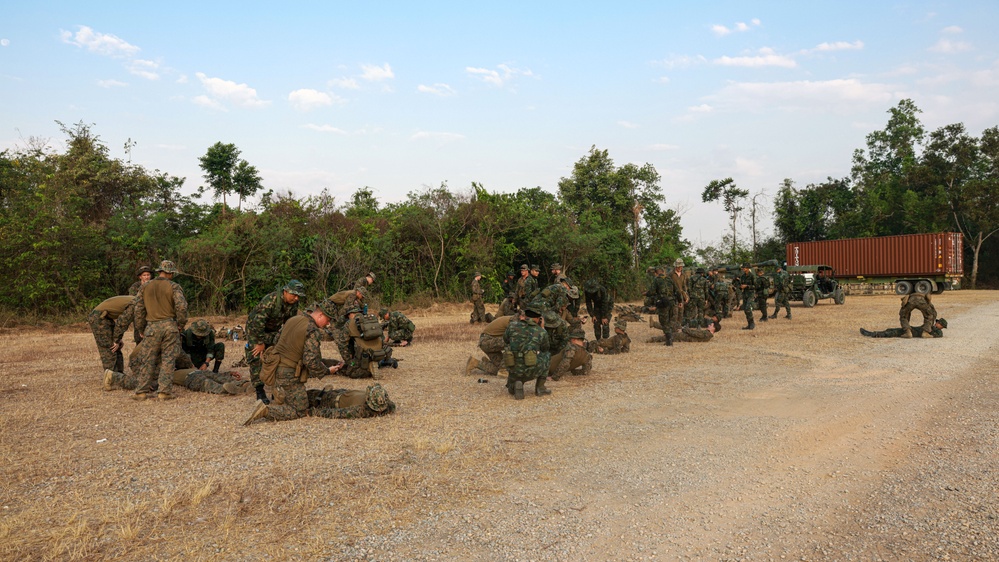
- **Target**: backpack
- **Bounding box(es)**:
[356,314,384,341]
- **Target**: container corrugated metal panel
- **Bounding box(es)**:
[786,233,963,278]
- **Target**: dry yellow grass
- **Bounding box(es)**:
[0,293,995,560]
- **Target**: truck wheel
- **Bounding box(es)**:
[834,288,846,305]
[803,291,817,308]
[914,280,933,294]
[895,281,912,295]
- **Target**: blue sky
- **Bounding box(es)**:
[3,1,998,249]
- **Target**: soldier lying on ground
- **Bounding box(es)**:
[306,383,396,419]
[613,304,644,322]
[648,321,719,343]
[104,367,249,395]
[549,325,592,379]
[861,318,947,339]
[587,319,631,354]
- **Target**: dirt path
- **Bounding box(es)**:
[1,293,996,561]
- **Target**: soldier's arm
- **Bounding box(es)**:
[245,295,274,346]
[173,283,188,330]
[113,301,135,342]
[134,287,148,335]
[302,330,331,378]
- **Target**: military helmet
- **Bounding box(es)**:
[937,317,948,328]
[674,258,684,267]
[283,279,307,297]
[507,270,515,277]
[155,260,179,274]
[365,383,390,412]
[473,271,482,277]
[135,265,153,277]
[316,299,338,318]
[567,285,580,299]
[583,279,599,292]
[344,306,363,315]
[655,264,665,272]
[695,267,705,274]
[367,271,376,281]
[530,264,539,271]
[190,319,212,337]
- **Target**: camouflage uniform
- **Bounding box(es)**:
[650,269,679,344]
[382,310,415,344]
[712,273,731,319]
[899,294,937,334]
[738,266,757,329]
[88,296,135,373]
[262,312,332,422]
[861,318,946,339]
[307,384,396,419]
[470,276,487,323]
[180,320,226,371]
[649,326,715,343]
[106,367,245,394]
[754,269,770,322]
[503,313,551,399]
[770,269,791,319]
[467,315,514,376]
[687,270,711,327]
[133,263,188,398]
[583,280,614,340]
[542,309,569,355]
[587,332,631,354]
[549,340,591,380]
[245,286,302,392]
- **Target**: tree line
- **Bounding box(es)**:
[1,99,995,319]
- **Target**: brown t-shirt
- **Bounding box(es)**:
[273,314,311,369]
[143,278,179,322]
[94,296,134,319]
[481,315,514,337]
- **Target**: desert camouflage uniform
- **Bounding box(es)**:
[245,291,299,388]
[471,315,514,376]
[134,278,188,397]
[587,332,631,354]
[470,278,487,323]
[264,313,330,422]
[307,385,396,419]
[549,340,591,380]
[900,294,937,332]
[383,311,416,344]
[88,296,135,372]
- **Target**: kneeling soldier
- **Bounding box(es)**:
[503,302,551,400]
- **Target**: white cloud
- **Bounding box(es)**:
[60,25,139,58]
[303,124,347,134]
[650,143,679,151]
[417,83,456,96]
[360,63,394,81]
[714,47,796,68]
[655,76,671,84]
[1,39,9,47]
[710,79,897,113]
[617,120,640,129]
[195,72,270,108]
[688,104,713,113]
[465,64,534,88]
[288,88,334,111]
[329,77,360,89]
[654,54,707,70]
[97,79,127,88]
[176,74,189,84]
[127,59,159,80]
[942,25,963,34]
[929,38,972,54]
[813,40,864,52]
[192,95,224,110]
[711,19,760,37]
[411,131,465,141]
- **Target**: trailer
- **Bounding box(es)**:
[786,233,963,295]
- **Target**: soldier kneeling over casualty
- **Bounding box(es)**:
[305,383,396,419]
[861,317,947,339]
[587,318,631,354]
[379,308,415,346]
[503,303,551,400]
[549,325,592,380]
[648,319,720,343]
[104,367,249,395]
[466,314,514,377]
[898,293,938,339]
[179,319,226,373]
[335,308,398,379]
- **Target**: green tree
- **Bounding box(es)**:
[701,177,749,260]
[199,142,263,215]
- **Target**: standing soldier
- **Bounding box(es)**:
[128,265,153,296]
[88,295,136,374]
[669,258,689,325]
[133,260,188,401]
[583,279,614,340]
[246,280,307,404]
[503,303,551,400]
[738,263,757,330]
[755,267,771,322]
[466,313,515,377]
[514,264,531,309]
[470,272,486,323]
[650,265,679,345]
[526,264,542,302]
[687,268,711,328]
[770,263,792,319]
[713,270,732,319]
[179,319,226,372]
[242,300,343,425]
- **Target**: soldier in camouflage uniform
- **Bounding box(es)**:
[179,319,226,372]
[686,267,711,328]
[503,304,551,400]
[499,271,517,316]
[243,300,343,425]
[861,317,947,339]
[712,270,732,319]
[669,258,689,323]
[379,308,415,346]
[465,314,514,377]
[755,267,771,322]
[88,295,137,373]
[738,263,757,330]
[354,271,376,290]
[549,325,592,380]
[899,293,937,338]
[470,272,487,324]
[650,265,679,345]
[587,318,631,354]
[769,263,792,319]
[128,265,153,296]
[306,383,396,419]
[649,320,718,343]
[133,260,188,400]
[583,279,613,340]
[246,280,306,404]
[104,366,248,395]
[513,264,531,310]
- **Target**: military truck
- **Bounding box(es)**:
[788,265,846,307]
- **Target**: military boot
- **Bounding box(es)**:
[223,381,250,394]
[900,328,912,339]
[743,320,756,330]
[506,377,516,395]
[785,312,792,319]
[859,328,873,337]
[769,312,777,319]
[759,313,768,322]
[212,359,222,373]
[513,380,525,400]
[465,356,479,376]
[664,331,673,346]
[242,399,268,425]
[535,377,551,396]
[103,369,115,391]
[254,384,270,404]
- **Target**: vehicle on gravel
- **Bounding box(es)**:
[788,264,845,308]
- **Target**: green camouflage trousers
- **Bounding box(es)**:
[774,291,790,316]
[265,367,308,421]
[477,334,505,375]
[134,320,181,397]
[173,369,231,393]
[742,293,756,324]
[755,295,768,318]
[657,302,679,336]
[244,343,265,388]
[88,309,124,372]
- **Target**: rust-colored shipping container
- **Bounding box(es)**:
[786,233,963,294]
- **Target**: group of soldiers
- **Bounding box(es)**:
[90,264,406,423]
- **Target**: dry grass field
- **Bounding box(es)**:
[1,292,997,561]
